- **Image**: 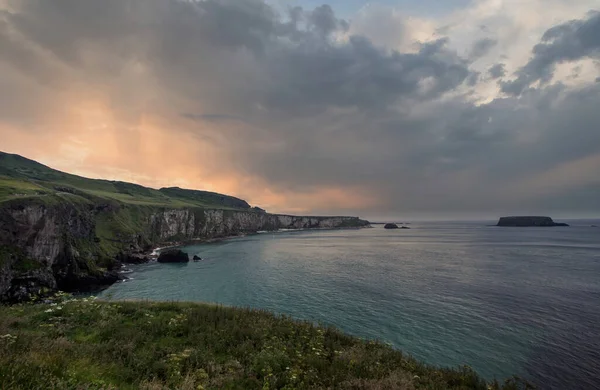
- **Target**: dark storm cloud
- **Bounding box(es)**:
[501,11,600,95]
[261,36,472,115]
[466,72,480,86]
[308,4,347,36]
[488,63,506,79]
[469,37,497,60]
[1,0,600,216]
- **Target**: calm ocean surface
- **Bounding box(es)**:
[99,220,600,389]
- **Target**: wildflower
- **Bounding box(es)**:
[45,308,54,313]
[0,334,17,344]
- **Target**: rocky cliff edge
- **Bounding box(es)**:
[0,198,369,302]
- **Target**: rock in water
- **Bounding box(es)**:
[157,250,189,263]
[384,223,399,229]
[400,226,410,229]
[193,255,202,261]
[496,216,569,227]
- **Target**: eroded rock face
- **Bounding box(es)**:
[158,250,189,263]
[497,216,569,227]
[1,200,369,302]
[0,201,116,302]
[149,209,370,241]
[116,252,149,264]
[3,271,56,303]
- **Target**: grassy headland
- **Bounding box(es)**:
[0,152,369,302]
[0,151,250,209]
[0,297,531,389]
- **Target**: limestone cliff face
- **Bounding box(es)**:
[149,209,368,241]
[0,201,117,302]
[0,200,369,302]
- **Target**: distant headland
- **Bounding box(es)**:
[0,151,369,303]
[496,216,569,227]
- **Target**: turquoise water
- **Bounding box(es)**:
[99,221,600,388]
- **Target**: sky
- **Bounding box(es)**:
[1,0,599,220]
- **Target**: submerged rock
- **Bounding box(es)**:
[384,223,399,229]
[400,226,410,229]
[158,250,189,263]
[193,255,202,261]
[496,216,569,227]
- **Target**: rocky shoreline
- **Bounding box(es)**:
[0,152,370,302]
[0,208,370,303]
[119,225,371,265]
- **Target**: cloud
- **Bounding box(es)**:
[469,37,497,60]
[501,11,600,95]
[1,0,600,218]
[182,113,246,123]
[488,63,506,79]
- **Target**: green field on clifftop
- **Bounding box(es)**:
[0,151,250,210]
[0,298,531,390]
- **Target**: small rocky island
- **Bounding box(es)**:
[497,216,569,227]
[157,249,190,263]
[384,223,399,229]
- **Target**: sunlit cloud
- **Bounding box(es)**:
[1,0,599,217]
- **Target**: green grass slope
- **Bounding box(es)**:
[0,151,250,210]
[0,298,531,390]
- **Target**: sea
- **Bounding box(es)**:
[98,220,600,389]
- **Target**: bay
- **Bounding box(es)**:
[99,220,600,389]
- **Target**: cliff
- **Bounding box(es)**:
[0,152,369,302]
[496,216,569,227]
[0,199,367,302]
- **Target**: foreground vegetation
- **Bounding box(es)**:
[0,297,532,389]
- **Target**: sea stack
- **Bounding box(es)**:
[157,249,190,263]
[496,216,569,227]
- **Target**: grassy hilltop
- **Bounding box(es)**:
[0,151,251,209]
[0,298,531,390]
[0,151,256,284]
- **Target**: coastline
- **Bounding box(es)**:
[138,224,372,263]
